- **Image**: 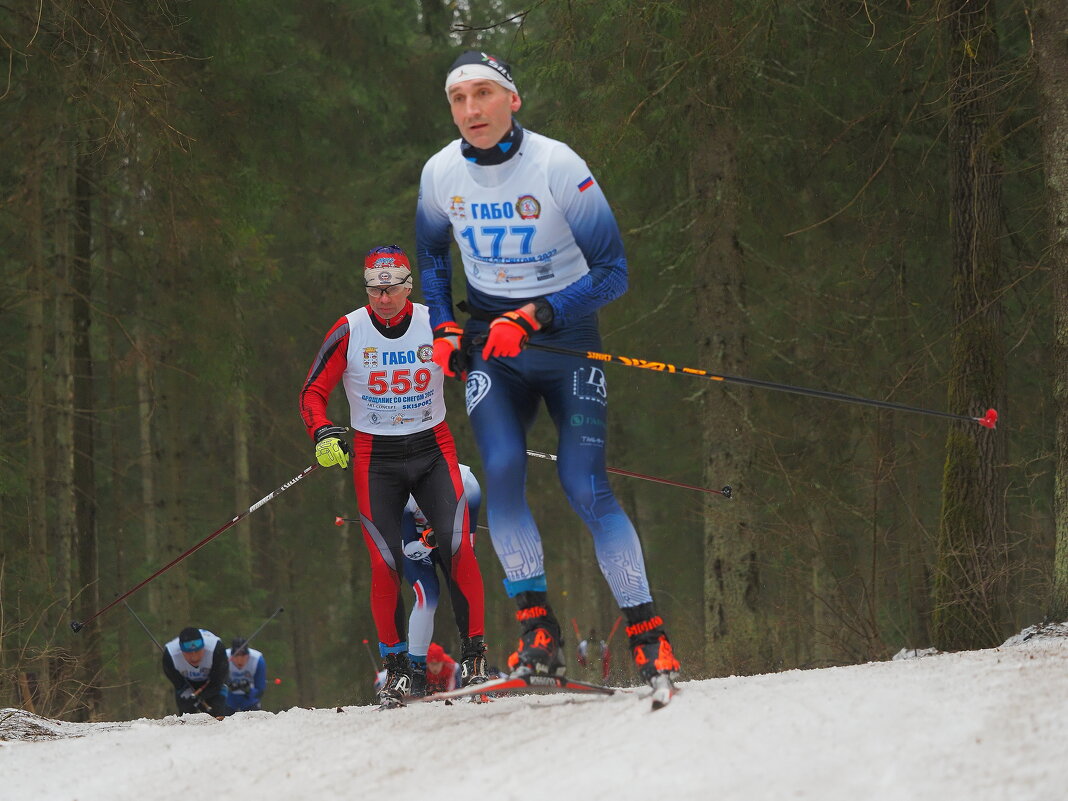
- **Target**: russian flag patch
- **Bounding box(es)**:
[577,176,594,192]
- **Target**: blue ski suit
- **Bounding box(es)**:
[416,123,653,608]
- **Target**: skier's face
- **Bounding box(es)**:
[427,659,444,674]
[184,648,204,667]
[230,653,249,669]
[366,283,411,320]
[448,79,521,150]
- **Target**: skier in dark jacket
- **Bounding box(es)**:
[162,627,231,716]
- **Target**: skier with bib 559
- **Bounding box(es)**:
[415,52,680,701]
[300,245,488,708]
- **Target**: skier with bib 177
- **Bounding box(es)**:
[415,51,680,701]
[299,245,488,708]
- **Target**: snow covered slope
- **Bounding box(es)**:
[3,631,1066,801]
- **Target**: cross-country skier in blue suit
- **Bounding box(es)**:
[400,463,481,696]
[415,50,680,696]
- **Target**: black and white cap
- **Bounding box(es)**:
[445,51,517,96]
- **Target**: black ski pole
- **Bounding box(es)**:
[525,449,732,498]
[524,342,999,429]
[335,515,491,533]
[71,464,319,633]
[234,607,285,654]
[124,602,214,716]
[361,638,380,674]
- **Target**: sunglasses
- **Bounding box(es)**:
[366,284,409,298]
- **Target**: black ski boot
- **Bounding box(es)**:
[409,660,427,698]
[623,602,680,708]
[460,636,489,686]
[377,651,413,708]
[511,591,566,677]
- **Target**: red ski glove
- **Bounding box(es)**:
[482,308,539,360]
[432,321,466,380]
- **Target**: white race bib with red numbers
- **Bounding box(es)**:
[343,304,445,435]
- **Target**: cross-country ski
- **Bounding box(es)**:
[420,672,617,704]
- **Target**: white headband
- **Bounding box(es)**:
[445,64,518,97]
[364,266,412,287]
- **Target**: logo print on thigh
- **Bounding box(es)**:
[466,371,492,414]
[573,366,608,406]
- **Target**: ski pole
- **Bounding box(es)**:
[361,639,380,674]
[526,449,732,498]
[571,618,589,667]
[71,464,320,633]
[524,342,999,429]
[234,607,284,654]
[335,515,492,533]
[124,602,214,716]
[602,615,622,681]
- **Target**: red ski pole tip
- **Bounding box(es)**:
[274,678,282,684]
[334,516,345,526]
[978,408,998,429]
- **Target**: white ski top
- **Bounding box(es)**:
[164,629,222,681]
[418,130,595,298]
[341,304,446,435]
[225,647,263,693]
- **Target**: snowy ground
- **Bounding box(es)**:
[3,627,1067,801]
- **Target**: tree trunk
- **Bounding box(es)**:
[72,148,102,719]
[27,153,49,575]
[234,383,253,601]
[135,299,161,616]
[158,363,191,637]
[102,187,132,717]
[1033,1,1068,621]
[419,0,450,42]
[691,64,767,676]
[49,141,77,717]
[933,0,1009,649]
[53,143,75,621]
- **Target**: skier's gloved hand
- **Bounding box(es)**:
[314,425,350,469]
[482,307,539,360]
[179,687,195,700]
[432,322,466,380]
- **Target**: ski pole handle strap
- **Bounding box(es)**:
[433,321,463,339]
[500,308,539,336]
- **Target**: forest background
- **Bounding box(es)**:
[2,0,1068,721]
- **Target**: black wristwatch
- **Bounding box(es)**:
[533,298,555,328]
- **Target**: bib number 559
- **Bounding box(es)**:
[367,369,432,395]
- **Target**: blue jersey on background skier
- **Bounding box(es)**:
[415,50,680,695]
[226,638,267,712]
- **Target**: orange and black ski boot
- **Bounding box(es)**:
[624,602,680,707]
[511,591,566,677]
